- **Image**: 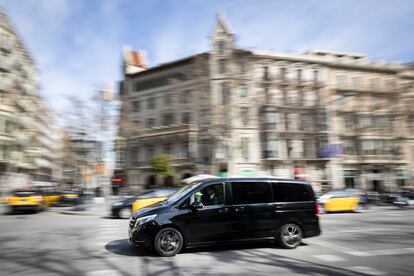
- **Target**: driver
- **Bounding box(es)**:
[201,186,218,206]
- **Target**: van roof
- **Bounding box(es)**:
[201,177,310,185]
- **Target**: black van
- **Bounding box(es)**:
[128,177,321,256]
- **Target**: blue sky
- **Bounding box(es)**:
[1,0,414,116]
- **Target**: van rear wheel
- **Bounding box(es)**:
[278,223,303,249]
[154,228,183,257]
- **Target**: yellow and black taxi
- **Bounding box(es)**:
[41,191,62,206]
[317,189,366,213]
[7,190,46,213]
[131,189,178,213]
[60,190,82,205]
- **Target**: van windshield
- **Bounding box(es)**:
[164,180,203,204]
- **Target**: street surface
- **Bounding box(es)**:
[0,204,413,276]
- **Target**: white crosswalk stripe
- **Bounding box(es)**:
[314,254,346,262]
[347,266,386,275]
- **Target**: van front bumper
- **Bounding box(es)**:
[128,221,157,249]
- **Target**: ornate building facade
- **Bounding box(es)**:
[117,14,414,193]
[0,8,63,192]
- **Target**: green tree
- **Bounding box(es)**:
[151,154,175,177]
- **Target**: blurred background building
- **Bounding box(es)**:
[61,132,103,191]
[0,9,64,193]
[116,14,414,193]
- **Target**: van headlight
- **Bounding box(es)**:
[135,214,157,227]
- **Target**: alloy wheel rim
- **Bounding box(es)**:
[159,231,180,254]
[282,225,301,246]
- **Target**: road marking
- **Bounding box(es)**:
[346,266,386,275]
[323,228,392,234]
[314,254,346,262]
[364,247,414,256]
[308,239,414,257]
[86,270,123,276]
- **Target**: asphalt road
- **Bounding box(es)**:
[0,204,413,276]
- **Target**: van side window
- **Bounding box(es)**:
[272,182,312,202]
[231,182,271,204]
[193,184,225,206]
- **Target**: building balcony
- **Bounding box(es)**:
[0,77,13,92]
[132,124,199,139]
[0,57,13,72]
[131,157,196,169]
[335,84,388,94]
[0,38,13,52]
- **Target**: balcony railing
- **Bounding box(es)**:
[335,84,389,93]
[135,124,198,138]
[0,57,13,72]
[0,38,13,52]
[0,78,13,92]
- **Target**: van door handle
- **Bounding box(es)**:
[234,207,245,212]
[218,208,229,213]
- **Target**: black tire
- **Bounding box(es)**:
[154,227,183,257]
[277,223,303,249]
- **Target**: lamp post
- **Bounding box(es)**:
[98,84,112,206]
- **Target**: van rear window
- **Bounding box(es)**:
[272,183,312,202]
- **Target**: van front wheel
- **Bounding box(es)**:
[278,223,303,249]
[154,228,183,257]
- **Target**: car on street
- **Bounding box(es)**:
[131,188,178,213]
[6,190,46,213]
[393,189,414,208]
[317,190,364,213]
[60,190,82,205]
[42,191,62,206]
[128,177,321,256]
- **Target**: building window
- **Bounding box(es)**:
[280,67,287,79]
[343,139,357,155]
[313,70,319,83]
[130,147,138,165]
[218,60,226,74]
[264,107,278,129]
[370,78,380,90]
[263,66,269,80]
[358,115,372,128]
[336,75,347,86]
[131,100,140,112]
[163,144,172,155]
[162,113,175,126]
[297,69,302,82]
[352,76,362,89]
[240,62,246,74]
[164,95,172,105]
[147,97,156,109]
[181,112,192,124]
[238,84,248,97]
[145,146,155,161]
[241,107,249,126]
[180,142,188,159]
[221,83,229,105]
[264,134,278,158]
[217,40,225,53]
[241,138,249,160]
[181,90,192,104]
[145,118,156,128]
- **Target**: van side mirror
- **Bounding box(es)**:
[190,201,203,211]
